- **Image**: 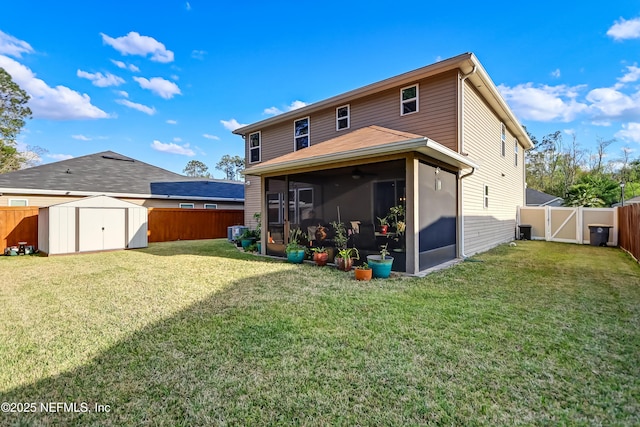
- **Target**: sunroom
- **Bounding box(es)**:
[245,126,478,274]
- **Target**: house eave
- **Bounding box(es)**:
[0,187,244,203]
[244,137,479,176]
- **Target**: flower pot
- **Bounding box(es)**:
[313,252,329,266]
[257,242,262,253]
[241,237,256,250]
[379,225,388,234]
[367,255,394,278]
[286,249,305,264]
[354,268,372,281]
[335,256,353,271]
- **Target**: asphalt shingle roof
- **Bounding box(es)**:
[0,151,244,200]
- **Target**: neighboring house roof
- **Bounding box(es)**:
[526,188,564,206]
[0,151,244,202]
[612,195,640,207]
[245,125,478,176]
[234,52,533,150]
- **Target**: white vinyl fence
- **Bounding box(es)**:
[517,206,618,246]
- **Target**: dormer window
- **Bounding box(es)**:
[294,117,309,151]
[401,84,419,115]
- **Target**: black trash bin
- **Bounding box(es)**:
[588,224,612,247]
[518,224,532,240]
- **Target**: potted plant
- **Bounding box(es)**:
[240,228,257,250]
[367,243,394,278]
[354,262,372,281]
[310,246,329,266]
[330,221,359,271]
[285,228,306,264]
[377,216,389,234]
[388,204,406,251]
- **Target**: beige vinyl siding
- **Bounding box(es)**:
[462,80,525,255]
[252,71,459,165]
[243,175,261,227]
[0,194,243,210]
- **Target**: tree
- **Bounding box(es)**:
[0,67,32,173]
[183,160,211,177]
[215,155,244,181]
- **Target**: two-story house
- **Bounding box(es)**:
[233,52,533,275]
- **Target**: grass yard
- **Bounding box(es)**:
[0,240,639,426]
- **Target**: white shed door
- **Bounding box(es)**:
[79,208,126,252]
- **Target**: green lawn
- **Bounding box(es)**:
[1,240,638,426]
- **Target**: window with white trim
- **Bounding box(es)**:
[401,84,419,115]
[483,185,489,209]
[501,123,506,157]
[336,105,350,130]
[514,139,519,167]
[249,131,261,164]
[179,203,195,208]
[204,204,218,209]
[9,199,28,206]
[294,117,309,150]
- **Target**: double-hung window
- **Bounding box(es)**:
[401,84,419,115]
[514,139,519,166]
[501,123,506,157]
[294,117,309,151]
[336,105,350,130]
[249,131,261,163]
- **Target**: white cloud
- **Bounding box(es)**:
[203,133,220,140]
[0,30,34,57]
[133,76,181,99]
[166,119,178,125]
[77,69,125,87]
[116,90,129,98]
[551,69,561,78]
[72,134,91,141]
[191,50,206,60]
[151,140,195,156]
[47,153,74,161]
[110,59,140,72]
[263,100,308,116]
[607,17,640,41]
[498,83,588,122]
[115,98,156,115]
[0,54,109,120]
[173,137,182,142]
[220,118,246,131]
[101,31,174,63]
[586,87,639,119]
[615,122,640,143]
[615,64,640,88]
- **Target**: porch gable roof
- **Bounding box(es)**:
[244,125,478,176]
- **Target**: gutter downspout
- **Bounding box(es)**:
[458,65,477,259]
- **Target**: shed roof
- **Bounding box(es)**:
[0,151,244,201]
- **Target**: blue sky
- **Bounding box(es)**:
[1,1,639,177]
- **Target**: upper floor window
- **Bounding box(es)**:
[294,117,309,151]
[514,139,519,167]
[204,204,218,209]
[483,185,489,209]
[179,203,195,209]
[501,123,506,157]
[401,84,419,115]
[249,131,261,163]
[336,105,350,130]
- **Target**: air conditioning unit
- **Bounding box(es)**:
[227,225,248,242]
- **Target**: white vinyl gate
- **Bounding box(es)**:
[517,206,618,246]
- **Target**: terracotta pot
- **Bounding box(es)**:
[335,256,353,271]
[313,252,329,266]
[380,225,388,234]
[354,268,372,281]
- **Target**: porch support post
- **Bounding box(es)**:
[260,175,266,255]
[406,156,419,274]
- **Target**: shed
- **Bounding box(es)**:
[38,195,148,255]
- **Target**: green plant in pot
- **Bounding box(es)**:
[285,228,306,264]
[240,228,258,250]
[367,243,394,278]
[354,262,372,281]
[330,221,359,271]
[377,215,389,234]
[310,246,329,267]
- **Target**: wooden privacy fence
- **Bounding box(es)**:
[147,208,244,243]
[618,204,640,263]
[0,207,39,249]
